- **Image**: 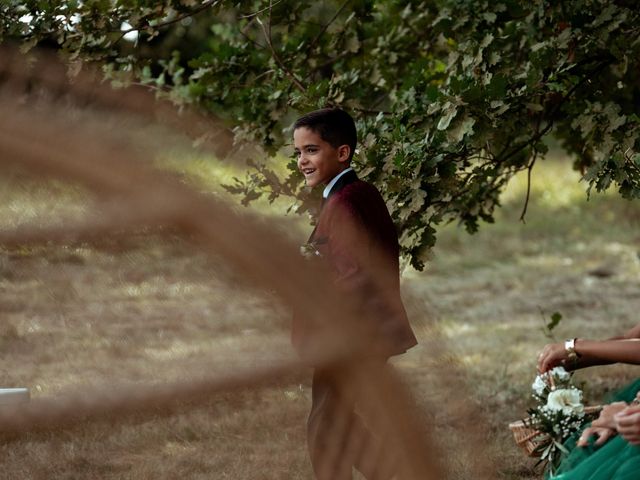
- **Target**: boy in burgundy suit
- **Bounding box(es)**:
[292,108,417,480]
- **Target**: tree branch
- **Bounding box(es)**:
[306,50,351,78]
[118,0,223,35]
[351,107,392,116]
[238,17,265,49]
[308,0,351,52]
[519,153,537,223]
[256,9,306,93]
[519,112,544,223]
[497,59,612,167]
[239,0,284,19]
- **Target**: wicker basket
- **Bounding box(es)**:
[509,405,602,457]
[509,419,545,457]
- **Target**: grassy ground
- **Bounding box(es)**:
[403,153,640,478]
[0,154,639,479]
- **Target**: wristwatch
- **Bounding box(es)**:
[564,338,580,362]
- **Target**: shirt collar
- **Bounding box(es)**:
[323,167,354,198]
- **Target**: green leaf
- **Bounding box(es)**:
[447,116,475,142]
[547,312,562,332]
[437,103,458,131]
[487,74,507,99]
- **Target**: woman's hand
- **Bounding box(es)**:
[577,403,627,447]
[537,342,569,373]
[577,426,617,447]
[591,402,628,430]
[614,406,640,445]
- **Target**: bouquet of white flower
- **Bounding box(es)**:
[510,367,600,475]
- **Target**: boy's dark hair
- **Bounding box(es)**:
[293,108,357,162]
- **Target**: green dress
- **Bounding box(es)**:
[549,378,640,480]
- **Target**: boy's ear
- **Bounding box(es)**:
[337,144,351,163]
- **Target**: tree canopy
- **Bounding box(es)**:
[2,0,639,269]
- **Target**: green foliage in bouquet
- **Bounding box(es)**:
[3,1,640,268]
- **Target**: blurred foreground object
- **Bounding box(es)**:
[0,388,30,406]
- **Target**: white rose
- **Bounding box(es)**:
[546,388,584,415]
[532,375,547,396]
[550,366,571,382]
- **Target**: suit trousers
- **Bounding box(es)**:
[307,359,398,480]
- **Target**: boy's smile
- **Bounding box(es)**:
[294,127,350,188]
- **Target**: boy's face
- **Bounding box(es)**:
[294,127,350,188]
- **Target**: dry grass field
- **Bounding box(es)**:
[1,153,639,479]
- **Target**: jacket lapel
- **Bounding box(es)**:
[326,169,358,200]
[307,169,358,244]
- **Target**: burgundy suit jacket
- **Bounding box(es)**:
[292,170,418,358]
